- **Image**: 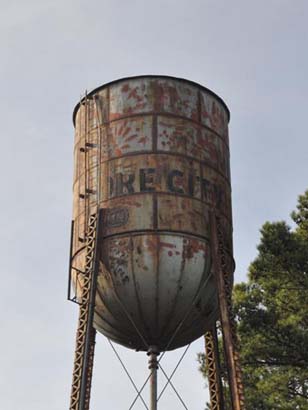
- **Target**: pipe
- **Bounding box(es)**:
[147,346,159,410]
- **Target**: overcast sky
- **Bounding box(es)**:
[1,1,307,409]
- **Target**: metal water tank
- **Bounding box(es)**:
[71,75,233,352]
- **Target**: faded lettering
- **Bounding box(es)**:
[140,168,156,192]
[106,167,227,210]
[167,170,184,194]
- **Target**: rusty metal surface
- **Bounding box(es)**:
[71,76,233,351]
[70,212,100,410]
[210,214,245,410]
[72,75,230,125]
[205,327,225,410]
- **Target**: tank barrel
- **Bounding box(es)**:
[70,75,232,352]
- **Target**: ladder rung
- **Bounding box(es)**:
[85,143,98,148]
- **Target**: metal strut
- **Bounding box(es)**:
[210,214,246,410]
[204,327,224,410]
[147,346,159,410]
[69,211,101,410]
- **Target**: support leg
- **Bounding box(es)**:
[210,214,246,410]
[69,212,101,410]
[82,328,97,410]
[204,326,225,410]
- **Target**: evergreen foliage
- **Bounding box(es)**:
[199,190,308,409]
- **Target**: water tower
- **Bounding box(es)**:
[68,76,246,410]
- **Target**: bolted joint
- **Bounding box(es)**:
[147,346,160,370]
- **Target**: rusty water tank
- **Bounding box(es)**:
[71,75,233,351]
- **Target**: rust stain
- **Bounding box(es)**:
[183,238,207,259]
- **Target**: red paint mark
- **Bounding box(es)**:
[118,124,124,135]
[123,127,131,137]
[110,113,120,121]
[121,84,130,92]
[138,136,147,144]
[159,241,176,249]
[126,134,138,142]
[168,251,173,257]
[128,88,143,102]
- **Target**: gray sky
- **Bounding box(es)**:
[1,1,307,409]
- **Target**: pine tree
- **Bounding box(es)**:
[199,190,308,409]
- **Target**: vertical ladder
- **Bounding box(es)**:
[79,92,101,240]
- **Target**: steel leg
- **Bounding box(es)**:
[210,214,246,410]
[205,326,225,410]
[69,212,101,410]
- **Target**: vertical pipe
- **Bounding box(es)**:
[148,346,159,410]
[150,361,157,410]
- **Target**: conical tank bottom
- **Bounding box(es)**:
[93,233,219,351]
